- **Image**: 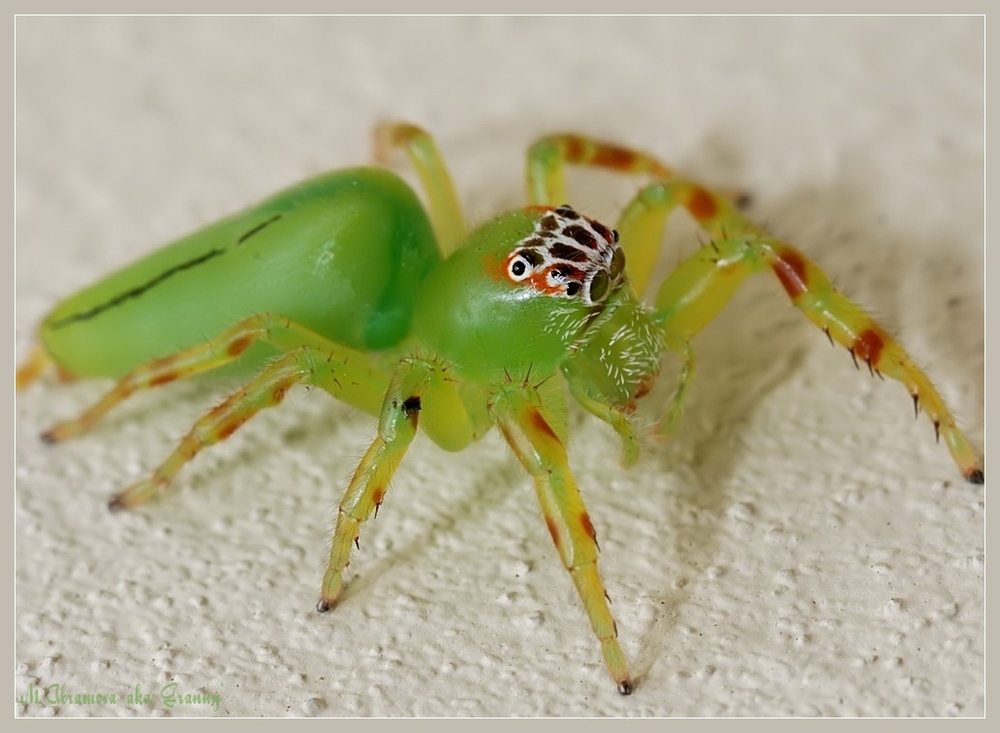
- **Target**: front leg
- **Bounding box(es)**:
[617,179,982,483]
[317,360,432,611]
[493,380,633,695]
[565,374,641,466]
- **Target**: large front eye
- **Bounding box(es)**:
[507,254,533,281]
[588,270,610,302]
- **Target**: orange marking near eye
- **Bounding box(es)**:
[527,270,563,295]
[593,145,636,170]
[772,250,808,299]
[483,251,516,284]
[227,335,255,357]
[852,328,885,366]
[687,186,717,221]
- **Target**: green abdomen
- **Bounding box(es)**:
[41,167,440,378]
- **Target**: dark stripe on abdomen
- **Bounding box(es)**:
[47,248,226,330]
[236,214,282,244]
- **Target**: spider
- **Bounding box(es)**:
[16,122,984,695]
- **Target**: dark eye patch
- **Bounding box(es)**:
[563,225,598,249]
[519,249,544,266]
[610,248,626,279]
[590,220,613,242]
[589,271,610,302]
[549,243,590,262]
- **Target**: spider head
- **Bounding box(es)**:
[412,206,629,379]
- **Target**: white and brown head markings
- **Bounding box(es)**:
[506,205,626,305]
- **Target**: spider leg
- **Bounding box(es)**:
[627,179,983,484]
[525,133,675,206]
[373,121,465,255]
[565,375,641,466]
[317,360,432,611]
[40,313,388,443]
[108,343,375,510]
[656,334,697,439]
[16,344,51,389]
[524,132,748,297]
[35,314,391,509]
[492,378,633,695]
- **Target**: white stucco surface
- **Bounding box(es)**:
[15,17,984,717]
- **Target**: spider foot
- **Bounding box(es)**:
[315,598,338,613]
[108,477,168,512]
[40,420,80,444]
[318,572,344,613]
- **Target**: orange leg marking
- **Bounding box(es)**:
[227,334,255,357]
[685,185,718,222]
[771,249,808,300]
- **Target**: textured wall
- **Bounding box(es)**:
[16,16,983,716]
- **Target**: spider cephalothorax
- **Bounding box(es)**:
[505,205,626,304]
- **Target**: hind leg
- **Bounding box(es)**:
[107,335,389,510]
[39,313,388,443]
[373,121,465,255]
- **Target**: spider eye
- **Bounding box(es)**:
[610,248,626,279]
[588,271,610,302]
[507,255,532,281]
